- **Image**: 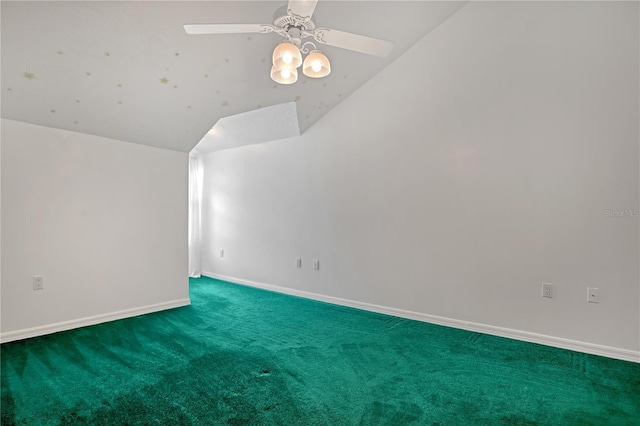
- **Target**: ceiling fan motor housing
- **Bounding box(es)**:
[273,6,316,32]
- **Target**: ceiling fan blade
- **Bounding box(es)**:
[184,24,272,35]
[287,0,318,22]
[313,28,395,57]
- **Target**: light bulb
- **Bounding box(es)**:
[271,65,298,84]
[273,42,302,70]
[302,50,331,78]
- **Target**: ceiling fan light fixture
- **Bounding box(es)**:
[186,0,396,87]
[302,50,331,78]
[271,65,298,84]
[272,41,302,70]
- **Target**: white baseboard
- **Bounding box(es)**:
[0,298,191,344]
[203,272,640,363]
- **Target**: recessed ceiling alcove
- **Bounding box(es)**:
[191,101,300,155]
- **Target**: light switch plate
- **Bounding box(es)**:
[33,275,44,290]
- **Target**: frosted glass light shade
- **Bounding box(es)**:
[271,65,298,84]
[272,42,302,70]
[302,50,331,78]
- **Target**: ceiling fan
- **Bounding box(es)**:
[184,0,394,85]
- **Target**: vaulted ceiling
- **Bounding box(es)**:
[1,1,465,152]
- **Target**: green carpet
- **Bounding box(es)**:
[2,277,639,425]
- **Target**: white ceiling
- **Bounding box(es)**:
[1,1,466,152]
[192,101,300,155]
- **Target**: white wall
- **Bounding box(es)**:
[1,119,189,341]
[200,1,639,360]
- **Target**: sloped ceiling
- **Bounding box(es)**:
[193,101,300,155]
[1,1,465,152]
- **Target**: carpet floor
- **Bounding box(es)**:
[2,276,639,425]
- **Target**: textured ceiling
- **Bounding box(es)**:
[1,1,465,152]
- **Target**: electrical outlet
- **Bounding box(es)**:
[542,283,552,298]
[295,257,302,268]
[587,287,599,303]
[313,259,320,270]
[33,275,44,290]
